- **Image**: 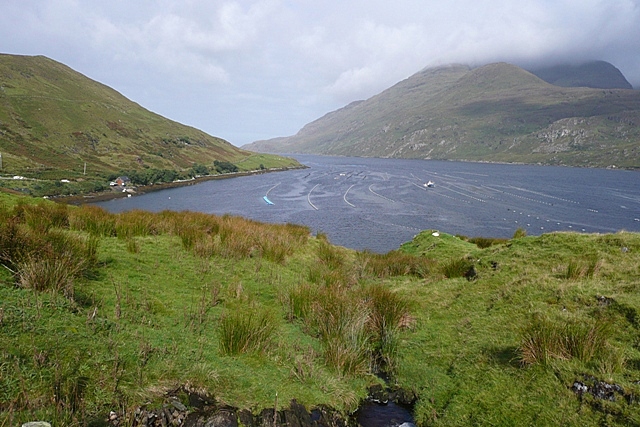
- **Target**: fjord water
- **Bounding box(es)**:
[94,155,640,253]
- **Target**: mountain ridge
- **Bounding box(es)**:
[246,61,640,168]
[529,60,633,89]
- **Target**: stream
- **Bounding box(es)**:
[356,401,415,427]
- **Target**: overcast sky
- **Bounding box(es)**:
[2,0,640,146]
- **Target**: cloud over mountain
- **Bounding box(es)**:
[2,0,639,145]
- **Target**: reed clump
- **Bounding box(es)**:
[519,314,612,366]
[561,258,602,280]
[441,257,475,279]
[171,212,309,263]
[69,204,117,237]
[218,304,278,355]
[356,250,435,278]
[115,209,159,238]
[283,278,411,376]
[0,205,98,296]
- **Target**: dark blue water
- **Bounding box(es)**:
[93,155,640,253]
[356,402,415,427]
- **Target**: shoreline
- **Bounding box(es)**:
[56,165,308,205]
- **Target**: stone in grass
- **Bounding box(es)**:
[22,423,52,427]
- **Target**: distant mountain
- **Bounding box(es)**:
[0,54,297,178]
[529,60,633,89]
[245,62,640,168]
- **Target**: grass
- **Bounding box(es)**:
[519,314,613,366]
[218,304,279,355]
[2,195,640,426]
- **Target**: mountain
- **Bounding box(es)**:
[0,54,297,179]
[529,60,633,89]
[245,62,640,168]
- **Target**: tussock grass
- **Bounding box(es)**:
[14,200,70,233]
[115,209,158,238]
[69,205,116,237]
[468,236,508,248]
[561,258,602,280]
[364,283,411,372]
[513,227,528,239]
[357,250,435,278]
[519,315,612,365]
[218,305,278,355]
[283,278,411,376]
[441,257,475,278]
[316,238,345,270]
[311,287,371,376]
[171,212,309,263]
[1,209,98,295]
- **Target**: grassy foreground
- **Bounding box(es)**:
[2,193,640,426]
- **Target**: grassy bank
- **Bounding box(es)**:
[0,152,303,199]
[1,193,640,426]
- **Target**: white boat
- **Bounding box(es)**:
[424,181,435,188]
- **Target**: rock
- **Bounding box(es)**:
[258,408,280,427]
[188,390,214,409]
[572,376,625,402]
[572,381,588,394]
[464,265,477,281]
[204,409,238,427]
[288,400,312,427]
[170,397,188,412]
[238,409,256,427]
[368,384,389,403]
[391,388,417,406]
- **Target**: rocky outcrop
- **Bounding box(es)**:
[105,385,417,427]
[105,386,355,427]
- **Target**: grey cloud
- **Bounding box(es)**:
[1,0,639,146]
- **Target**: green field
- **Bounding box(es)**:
[2,192,640,426]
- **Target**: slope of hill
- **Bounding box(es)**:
[0,54,299,181]
[3,193,640,426]
[246,62,640,168]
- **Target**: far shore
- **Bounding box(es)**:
[56,165,308,205]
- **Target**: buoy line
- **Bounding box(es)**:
[266,182,280,197]
[368,184,394,202]
[308,184,319,210]
[344,184,356,207]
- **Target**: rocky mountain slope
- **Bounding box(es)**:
[246,62,640,168]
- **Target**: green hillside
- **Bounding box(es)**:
[0,54,300,195]
[246,62,640,168]
[2,193,640,426]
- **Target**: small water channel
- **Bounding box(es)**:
[356,401,415,427]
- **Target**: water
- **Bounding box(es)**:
[93,155,640,253]
[356,402,415,427]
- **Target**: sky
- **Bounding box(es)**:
[2,0,640,147]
